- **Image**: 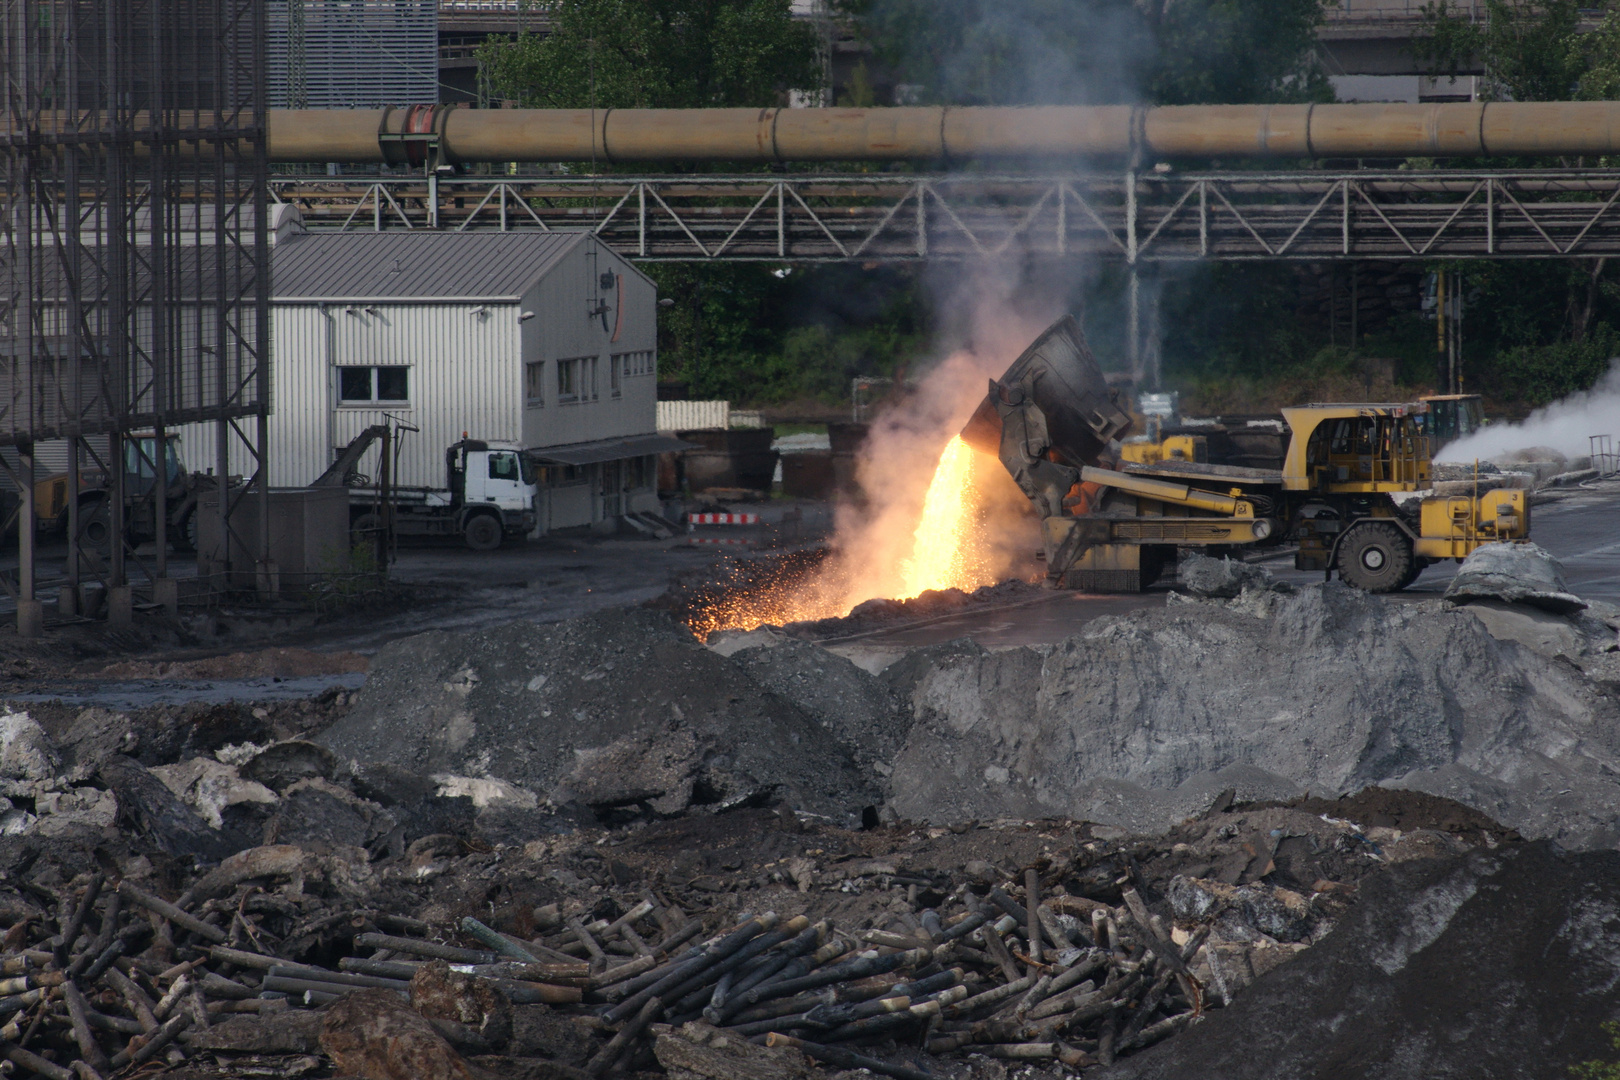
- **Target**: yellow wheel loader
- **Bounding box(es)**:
[961,317,1528,594]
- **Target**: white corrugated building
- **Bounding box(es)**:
[177,229,682,533]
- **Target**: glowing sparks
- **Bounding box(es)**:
[897,436,993,599]
[687,435,1018,635]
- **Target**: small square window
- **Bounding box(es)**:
[376,367,409,402]
[338,366,373,401]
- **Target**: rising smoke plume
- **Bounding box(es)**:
[1439,361,1620,463]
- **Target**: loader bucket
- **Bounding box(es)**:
[959,314,1131,470]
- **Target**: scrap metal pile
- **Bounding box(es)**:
[0,852,1220,1079]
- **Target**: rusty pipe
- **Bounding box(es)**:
[257,101,1620,164]
[14,102,1620,162]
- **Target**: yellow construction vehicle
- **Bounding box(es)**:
[962,317,1528,594]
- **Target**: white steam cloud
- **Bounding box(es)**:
[1439,361,1620,463]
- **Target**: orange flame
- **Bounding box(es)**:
[897,436,995,599]
[692,436,1023,635]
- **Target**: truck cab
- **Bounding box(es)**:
[1282,405,1431,493]
[1416,394,1485,456]
[441,439,537,549]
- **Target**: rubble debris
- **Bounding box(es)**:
[319,609,879,826]
[96,647,369,681]
[1443,540,1587,614]
[321,987,480,1080]
[1173,554,1275,599]
[0,761,1500,1080]
[727,639,912,770]
[410,960,514,1051]
[99,754,238,861]
[0,711,59,784]
[1102,842,1620,1079]
[655,1021,817,1080]
[241,740,338,792]
[882,582,1620,848]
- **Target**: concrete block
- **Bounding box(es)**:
[56,584,77,617]
[151,577,179,616]
[108,585,133,628]
[15,600,42,639]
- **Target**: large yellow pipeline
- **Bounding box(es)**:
[264,101,1620,163]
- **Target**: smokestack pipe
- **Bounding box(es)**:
[262,102,1620,164]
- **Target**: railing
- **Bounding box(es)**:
[268,170,1620,262]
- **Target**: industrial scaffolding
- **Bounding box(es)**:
[0,0,271,636]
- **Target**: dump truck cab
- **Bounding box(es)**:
[1416,394,1485,456]
[1282,405,1431,493]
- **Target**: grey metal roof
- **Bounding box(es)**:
[271,231,587,302]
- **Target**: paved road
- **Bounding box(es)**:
[4,481,1613,659]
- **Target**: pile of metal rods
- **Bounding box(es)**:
[0,863,1207,1079]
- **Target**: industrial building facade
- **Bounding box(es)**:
[177,229,669,534]
[267,0,439,109]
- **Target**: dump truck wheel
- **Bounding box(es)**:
[78,497,114,559]
[463,513,503,552]
[1336,522,1414,593]
[1396,560,1423,590]
[173,509,197,553]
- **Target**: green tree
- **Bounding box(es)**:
[1413,0,1587,102]
[837,0,1330,106]
[1573,1020,1620,1080]
[1143,0,1332,105]
[477,0,820,109]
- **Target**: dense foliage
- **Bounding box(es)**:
[477,0,820,110]
[842,0,1331,106]
[1406,0,1620,406]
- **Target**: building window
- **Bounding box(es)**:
[629,454,654,489]
[338,366,409,405]
[609,354,622,398]
[614,350,654,377]
[557,356,598,404]
[525,361,545,408]
[536,462,585,486]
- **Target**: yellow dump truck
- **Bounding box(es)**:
[962,317,1528,593]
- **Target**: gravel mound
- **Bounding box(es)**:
[727,638,912,770]
[1102,841,1620,1080]
[1175,553,1275,598]
[319,608,879,826]
[1444,540,1587,614]
[883,582,1620,847]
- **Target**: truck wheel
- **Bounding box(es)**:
[463,514,503,552]
[173,510,197,553]
[1336,523,1414,593]
[78,498,114,559]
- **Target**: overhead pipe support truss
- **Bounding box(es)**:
[266,171,1620,262]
